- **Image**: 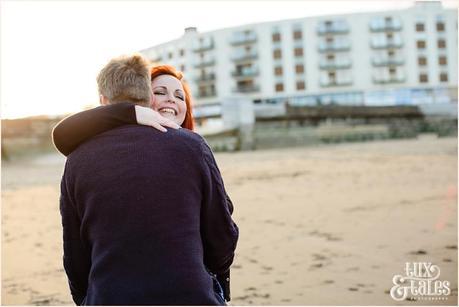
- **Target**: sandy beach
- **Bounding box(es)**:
[2,136,457,305]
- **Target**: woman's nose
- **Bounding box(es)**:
[166,93,175,103]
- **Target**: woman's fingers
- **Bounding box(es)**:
[135,105,180,131]
[158,118,181,129]
[150,121,168,133]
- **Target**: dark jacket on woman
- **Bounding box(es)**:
[59,122,238,305]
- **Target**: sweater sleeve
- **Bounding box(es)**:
[52,102,137,156]
[200,141,239,301]
[60,165,91,305]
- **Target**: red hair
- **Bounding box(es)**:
[150,65,194,131]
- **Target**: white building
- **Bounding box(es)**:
[140,1,458,129]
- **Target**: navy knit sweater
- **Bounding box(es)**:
[60,125,238,305]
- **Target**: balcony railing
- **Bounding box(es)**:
[230,32,257,45]
[232,84,260,93]
[317,21,349,35]
[231,50,258,62]
[232,67,259,77]
[319,59,352,69]
[196,91,217,98]
[369,18,402,32]
[194,73,216,82]
[371,57,405,66]
[149,55,162,63]
[196,90,217,98]
[194,58,216,68]
[372,74,406,84]
[318,41,351,52]
[370,37,403,49]
[319,78,353,87]
[192,104,222,118]
[192,39,215,53]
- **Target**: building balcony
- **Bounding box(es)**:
[319,79,353,87]
[317,21,349,35]
[196,90,217,98]
[193,58,216,68]
[231,50,258,62]
[194,73,216,83]
[149,56,162,63]
[371,57,405,66]
[319,59,352,69]
[192,40,215,53]
[369,19,402,32]
[372,74,406,84]
[370,38,403,49]
[232,67,259,78]
[230,32,257,45]
[318,41,351,52]
[192,103,222,118]
[232,84,260,93]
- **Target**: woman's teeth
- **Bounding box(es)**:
[160,108,175,115]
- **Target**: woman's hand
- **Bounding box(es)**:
[135,105,181,132]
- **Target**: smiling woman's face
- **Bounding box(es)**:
[151,74,187,125]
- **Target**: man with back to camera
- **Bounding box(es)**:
[58,54,238,305]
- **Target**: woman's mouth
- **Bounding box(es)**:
[158,107,177,116]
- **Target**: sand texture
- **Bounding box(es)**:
[2,136,457,305]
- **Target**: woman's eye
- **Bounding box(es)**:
[154,92,165,95]
[176,96,184,101]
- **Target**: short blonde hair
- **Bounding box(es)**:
[97,54,152,106]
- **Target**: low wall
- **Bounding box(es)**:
[205,117,457,152]
[2,114,457,159]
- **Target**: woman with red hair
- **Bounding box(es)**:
[149,65,194,130]
[54,65,195,155]
[53,64,235,304]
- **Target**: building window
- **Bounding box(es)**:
[180,64,186,72]
[438,39,446,49]
[389,67,396,75]
[275,83,284,92]
[416,40,426,49]
[415,23,425,32]
[274,66,283,76]
[272,33,281,42]
[273,49,282,59]
[419,73,428,83]
[294,47,303,57]
[418,56,427,66]
[326,54,335,60]
[436,22,445,32]
[388,50,395,57]
[439,56,447,65]
[180,49,185,57]
[168,52,173,59]
[296,81,305,90]
[293,30,302,40]
[439,73,448,82]
[295,64,304,74]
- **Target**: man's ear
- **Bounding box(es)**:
[99,95,110,106]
